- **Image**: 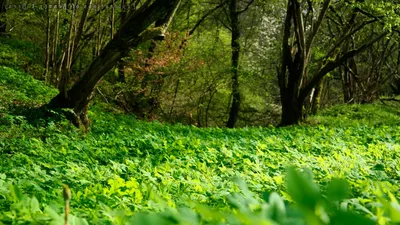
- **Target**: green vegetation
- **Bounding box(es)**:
[1,62,400,224]
[0,66,57,104]
[0,37,44,77]
[1,1,400,224]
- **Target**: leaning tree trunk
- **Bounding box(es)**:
[46,0,180,128]
[226,0,241,128]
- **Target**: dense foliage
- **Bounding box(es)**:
[1,64,400,224]
[3,0,398,127]
[1,1,400,224]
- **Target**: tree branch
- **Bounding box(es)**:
[237,0,255,15]
[278,0,294,91]
[189,0,228,36]
[306,0,330,55]
[293,0,306,54]
[300,31,389,101]
[324,17,377,60]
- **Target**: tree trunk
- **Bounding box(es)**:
[111,0,115,39]
[311,79,323,115]
[46,0,179,128]
[0,0,6,35]
[226,0,241,128]
[58,5,75,96]
[50,0,61,86]
[340,41,357,104]
[341,63,355,103]
[280,92,303,126]
[277,0,387,126]
[117,0,128,82]
[44,0,51,82]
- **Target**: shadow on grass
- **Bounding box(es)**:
[0,103,67,127]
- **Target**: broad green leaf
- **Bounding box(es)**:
[326,179,350,201]
[30,196,41,214]
[286,167,321,209]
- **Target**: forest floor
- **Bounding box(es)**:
[1,52,400,223]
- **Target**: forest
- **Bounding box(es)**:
[0,0,400,224]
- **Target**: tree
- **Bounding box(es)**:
[46,0,181,128]
[0,0,6,35]
[278,0,389,126]
[226,0,254,128]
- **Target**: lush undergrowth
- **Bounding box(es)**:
[0,37,44,78]
[1,67,400,224]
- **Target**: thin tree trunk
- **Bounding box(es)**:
[340,40,357,103]
[0,0,6,35]
[226,0,241,128]
[50,0,61,85]
[111,0,115,39]
[205,88,217,127]
[44,0,51,82]
[169,78,180,118]
[58,3,76,97]
[117,0,127,82]
[341,62,356,103]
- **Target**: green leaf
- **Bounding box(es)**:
[389,201,400,223]
[70,216,89,225]
[326,179,350,201]
[9,184,24,202]
[269,192,286,222]
[45,206,62,221]
[286,167,321,209]
[330,211,375,225]
[30,196,41,214]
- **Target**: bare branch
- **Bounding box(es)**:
[306,0,330,55]
[189,0,228,36]
[324,17,377,59]
[237,0,255,15]
[300,31,389,101]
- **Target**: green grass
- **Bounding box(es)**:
[1,65,400,224]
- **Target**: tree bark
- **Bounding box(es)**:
[341,57,357,103]
[46,0,179,128]
[226,0,241,128]
[0,0,6,35]
[111,0,115,39]
[117,0,128,82]
[50,0,61,85]
[58,3,76,97]
[44,0,51,82]
[280,92,303,126]
[311,79,323,115]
